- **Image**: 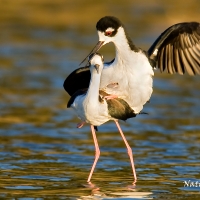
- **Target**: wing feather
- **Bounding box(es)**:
[148,22,200,75]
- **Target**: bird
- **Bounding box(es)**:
[64,16,200,114]
[67,53,138,184]
[64,16,200,183]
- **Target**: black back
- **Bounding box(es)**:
[63,60,116,96]
[63,66,91,96]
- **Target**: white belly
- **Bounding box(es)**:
[71,95,113,126]
[100,52,154,113]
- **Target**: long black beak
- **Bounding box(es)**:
[79,41,104,66]
[94,64,100,74]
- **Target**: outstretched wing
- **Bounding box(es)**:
[148,22,200,75]
[63,66,91,96]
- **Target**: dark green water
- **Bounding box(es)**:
[0,1,200,199]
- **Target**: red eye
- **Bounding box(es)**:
[105,31,112,36]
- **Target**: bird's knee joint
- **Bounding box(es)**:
[127,147,133,156]
[95,150,100,157]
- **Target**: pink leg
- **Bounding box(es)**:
[87,125,100,183]
[104,95,118,100]
[77,121,85,128]
[115,121,137,184]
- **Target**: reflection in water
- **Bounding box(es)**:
[79,182,153,199]
[0,0,200,199]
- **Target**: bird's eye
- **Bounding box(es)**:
[105,31,112,36]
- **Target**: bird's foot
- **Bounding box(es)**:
[107,82,119,89]
[77,121,85,128]
[84,181,98,189]
[127,184,136,190]
[132,179,137,186]
[104,95,118,100]
[126,180,137,189]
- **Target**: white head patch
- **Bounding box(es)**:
[105,27,115,32]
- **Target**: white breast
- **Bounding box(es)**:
[100,52,154,113]
[71,94,113,126]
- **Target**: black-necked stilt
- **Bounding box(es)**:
[64,16,200,183]
[67,53,138,183]
[64,16,200,114]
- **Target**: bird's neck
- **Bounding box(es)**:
[112,27,140,66]
[84,70,101,105]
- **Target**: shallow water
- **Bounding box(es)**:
[0,1,200,199]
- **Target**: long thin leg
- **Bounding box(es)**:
[115,120,137,184]
[87,125,100,183]
[103,95,118,100]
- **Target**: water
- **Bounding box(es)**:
[0,1,200,199]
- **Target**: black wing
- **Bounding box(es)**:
[148,22,200,75]
[63,66,91,96]
[67,88,87,108]
[107,98,137,121]
[63,59,115,96]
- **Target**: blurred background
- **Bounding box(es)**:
[0,0,200,199]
